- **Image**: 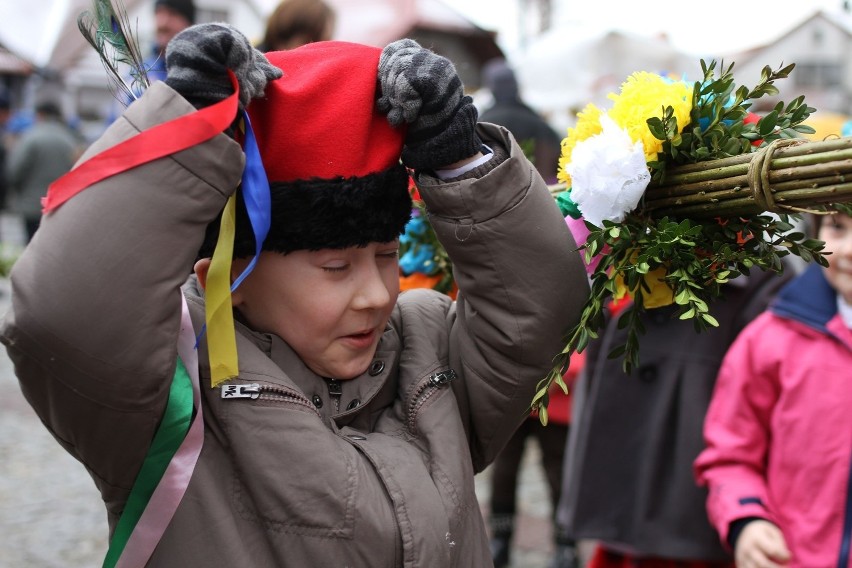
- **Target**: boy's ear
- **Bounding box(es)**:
[194,257,247,307]
[193,258,211,290]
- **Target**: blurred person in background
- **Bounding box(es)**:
[479,59,561,184]
[5,99,78,242]
[258,0,336,52]
[487,355,584,568]
[0,93,11,211]
[148,0,196,83]
[481,56,578,568]
[115,0,195,111]
[557,265,794,568]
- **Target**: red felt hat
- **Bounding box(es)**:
[202,41,412,258]
[250,42,406,183]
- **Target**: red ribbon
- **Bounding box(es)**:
[42,72,239,213]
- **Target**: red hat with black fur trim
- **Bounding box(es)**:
[201,40,412,258]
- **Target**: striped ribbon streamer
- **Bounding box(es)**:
[204,109,271,387]
[106,297,204,568]
[43,73,239,213]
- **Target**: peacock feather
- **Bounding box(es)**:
[77,0,149,104]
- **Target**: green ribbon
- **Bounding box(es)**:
[556,189,582,219]
[102,358,194,568]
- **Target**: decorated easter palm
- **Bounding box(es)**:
[531,60,852,422]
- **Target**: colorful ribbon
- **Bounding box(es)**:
[43,70,272,387]
[38,69,272,564]
[43,72,240,213]
[204,109,271,387]
[106,297,204,568]
[205,194,239,386]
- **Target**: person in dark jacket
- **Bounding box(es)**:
[1,24,588,567]
[5,99,78,241]
[481,57,577,568]
[0,92,11,210]
[479,58,562,184]
[558,264,794,568]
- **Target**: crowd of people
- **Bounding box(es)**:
[1,1,851,567]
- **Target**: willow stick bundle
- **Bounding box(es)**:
[549,136,852,218]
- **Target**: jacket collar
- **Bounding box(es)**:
[770,263,837,333]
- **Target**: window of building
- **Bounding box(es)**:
[795,62,843,88]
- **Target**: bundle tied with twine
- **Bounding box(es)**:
[547,136,852,219]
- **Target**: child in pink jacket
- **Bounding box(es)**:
[694,212,852,568]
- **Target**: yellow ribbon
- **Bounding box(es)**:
[205,194,239,387]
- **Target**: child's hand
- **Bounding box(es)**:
[735,520,791,568]
[164,23,282,109]
[377,39,482,171]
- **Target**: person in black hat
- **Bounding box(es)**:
[150,0,196,81]
[121,0,196,103]
[480,58,562,185]
[5,98,78,241]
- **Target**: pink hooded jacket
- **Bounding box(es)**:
[694,265,852,567]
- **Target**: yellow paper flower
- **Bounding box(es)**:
[557,73,693,186]
[557,103,603,186]
[608,72,693,162]
[613,264,674,309]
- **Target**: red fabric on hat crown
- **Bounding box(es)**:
[247,41,406,184]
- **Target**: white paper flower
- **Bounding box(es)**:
[566,114,651,226]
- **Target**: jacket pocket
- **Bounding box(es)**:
[221,383,358,538]
[405,368,457,435]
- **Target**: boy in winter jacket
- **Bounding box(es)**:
[0,23,588,568]
[694,212,852,568]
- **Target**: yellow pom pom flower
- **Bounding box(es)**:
[608,72,693,163]
[557,103,603,186]
[557,73,693,187]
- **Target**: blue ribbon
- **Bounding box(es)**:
[231,109,271,291]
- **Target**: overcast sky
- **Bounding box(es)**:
[447,0,847,56]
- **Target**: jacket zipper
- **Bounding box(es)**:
[220,383,320,417]
[327,379,342,413]
[406,370,457,432]
[838,435,852,567]
[834,336,852,568]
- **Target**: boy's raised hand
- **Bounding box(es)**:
[164,23,282,109]
[377,39,482,171]
[735,519,791,568]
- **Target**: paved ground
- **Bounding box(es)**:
[0,213,589,567]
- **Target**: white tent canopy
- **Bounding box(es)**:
[511,23,699,134]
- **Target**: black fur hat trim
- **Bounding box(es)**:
[199,164,412,259]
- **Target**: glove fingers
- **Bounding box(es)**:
[377,37,482,170]
[165,23,281,109]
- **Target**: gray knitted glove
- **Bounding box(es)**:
[377,39,482,171]
[164,23,282,109]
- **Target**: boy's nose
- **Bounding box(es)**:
[353,266,392,310]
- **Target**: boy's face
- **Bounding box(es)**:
[819,213,852,304]
[231,242,401,380]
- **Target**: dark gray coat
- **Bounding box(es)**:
[558,268,792,560]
